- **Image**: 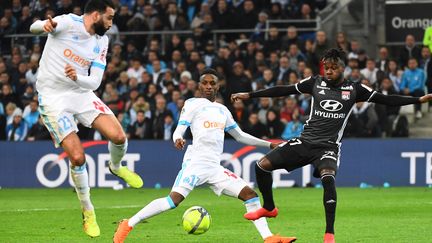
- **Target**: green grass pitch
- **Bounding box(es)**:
[0,187,431,242]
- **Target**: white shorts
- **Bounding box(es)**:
[171,160,248,198]
[38,91,113,147]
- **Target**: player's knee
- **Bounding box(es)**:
[320,169,336,185]
[69,152,85,166]
[255,159,272,174]
[238,186,258,201]
[111,131,127,145]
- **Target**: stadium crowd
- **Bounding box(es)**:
[0,0,431,142]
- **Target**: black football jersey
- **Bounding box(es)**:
[295,76,376,146]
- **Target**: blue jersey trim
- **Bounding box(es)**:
[224,123,238,132]
[178,120,191,126]
[91,62,106,70]
[69,15,83,23]
[166,196,176,209]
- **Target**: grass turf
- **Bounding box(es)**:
[0,187,431,242]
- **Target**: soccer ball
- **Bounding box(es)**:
[182,206,211,235]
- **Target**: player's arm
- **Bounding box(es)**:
[65,64,105,90]
[356,82,430,106]
[172,99,195,150]
[30,15,67,34]
[227,126,279,149]
[231,76,314,102]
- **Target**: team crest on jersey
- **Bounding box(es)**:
[341,91,350,100]
[93,45,100,54]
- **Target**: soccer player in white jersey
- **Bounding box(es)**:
[29,0,143,238]
[113,69,296,243]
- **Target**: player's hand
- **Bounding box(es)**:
[419,94,432,103]
[270,141,284,149]
[174,138,186,150]
[230,92,250,103]
[43,15,57,33]
[65,64,77,81]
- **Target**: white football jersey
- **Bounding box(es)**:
[36,14,108,94]
[178,98,238,164]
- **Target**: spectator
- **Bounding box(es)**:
[387,59,403,92]
[1,84,21,109]
[400,58,426,119]
[314,30,330,59]
[375,77,400,137]
[243,112,269,139]
[163,112,176,140]
[127,110,153,139]
[232,99,249,129]
[26,116,50,141]
[345,101,379,137]
[399,34,421,69]
[235,0,258,30]
[127,57,146,83]
[22,99,39,128]
[360,59,379,88]
[257,97,272,125]
[151,96,173,139]
[376,47,390,72]
[266,109,285,139]
[335,31,350,54]
[280,97,304,124]
[6,108,28,141]
[281,26,305,52]
[281,108,304,140]
[228,61,252,94]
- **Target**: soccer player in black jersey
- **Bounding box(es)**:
[231,48,432,243]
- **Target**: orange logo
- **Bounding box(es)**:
[203,121,225,129]
[63,49,91,67]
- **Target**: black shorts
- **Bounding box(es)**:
[265,138,339,178]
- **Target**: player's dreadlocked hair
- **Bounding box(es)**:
[321,48,346,67]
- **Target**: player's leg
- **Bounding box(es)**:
[215,169,296,243]
[248,139,307,220]
[113,192,181,243]
[61,132,100,237]
[312,149,339,243]
[91,113,143,188]
[38,97,100,238]
[114,163,199,243]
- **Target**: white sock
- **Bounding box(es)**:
[108,140,128,171]
[128,196,176,227]
[70,163,94,211]
[244,197,273,239]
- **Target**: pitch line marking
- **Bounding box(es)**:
[0,204,143,212]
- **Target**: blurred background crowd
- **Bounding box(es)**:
[0,0,431,142]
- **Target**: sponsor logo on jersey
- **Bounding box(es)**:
[320,100,343,112]
[314,110,346,119]
[203,121,225,129]
[63,49,91,67]
[342,91,350,100]
[317,85,330,90]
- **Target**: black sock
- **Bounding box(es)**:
[321,174,337,234]
[255,163,275,210]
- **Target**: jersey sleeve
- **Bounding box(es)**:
[223,106,238,132]
[355,83,377,102]
[177,99,197,126]
[91,36,108,71]
[51,14,73,34]
[295,76,315,94]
